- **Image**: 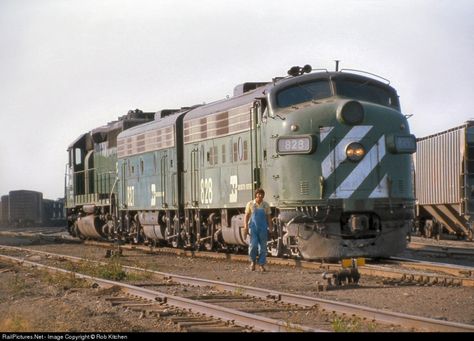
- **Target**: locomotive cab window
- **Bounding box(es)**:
[74,148,82,165]
[334,79,400,110]
[276,80,332,108]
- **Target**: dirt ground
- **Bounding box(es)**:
[0,262,181,333]
[0,227,473,332]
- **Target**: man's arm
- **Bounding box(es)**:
[265,202,273,231]
[243,204,251,235]
[244,211,251,228]
[267,214,273,231]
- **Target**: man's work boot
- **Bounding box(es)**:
[250,262,256,271]
[259,265,266,272]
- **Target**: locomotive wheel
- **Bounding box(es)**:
[171,237,179,248]
[164,227,180,248]
[204,213,216,251]
[137,226,145,244]
[130,220,140,244]
[466,229,473,241]
[204,240,214,251]
[269,238,283,257]
[269,219,284,257]
[69,222,77,237]
[172,232,186,248]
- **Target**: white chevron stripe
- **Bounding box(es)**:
[319,126,334,142]
[321,126,373,179]
[369,174,389,198]
[329,135,386,199]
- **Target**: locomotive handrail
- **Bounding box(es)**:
[160,154,168,208]
[109,177,119,217]
[340,68,390,84]
[310,68,329,73]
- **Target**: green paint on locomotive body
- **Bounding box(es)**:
[265,99,414,206]
[116,114,182,212]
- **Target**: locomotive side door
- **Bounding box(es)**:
[190,145,200,207]
[160,151,168,208]
[120,160,127,208]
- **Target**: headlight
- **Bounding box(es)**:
[346,142,366,162]
[277,135,314,154]
[337,100,364,125]
[386,134,416,154]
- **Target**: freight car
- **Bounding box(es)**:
[415,121,474,241]
[66,65,417,260]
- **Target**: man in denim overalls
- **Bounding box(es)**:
[243,188,273,271]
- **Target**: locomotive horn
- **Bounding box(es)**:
[287,64,312,77]
[287,66,301,77]
[302,64,312,74]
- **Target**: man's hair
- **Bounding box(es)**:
[255,188,265,197]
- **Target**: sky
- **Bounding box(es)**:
[0,0,473,200]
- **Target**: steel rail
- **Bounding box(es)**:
[83,241,474,287]
[8,236,468,289]
[1,245,473,332]
[389,256,474,277]
[0,252,322,332]
[408,242,474,257]
[132,269,474,332]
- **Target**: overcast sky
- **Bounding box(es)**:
[0,0,473,199]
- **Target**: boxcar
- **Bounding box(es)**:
[415,121,474,240]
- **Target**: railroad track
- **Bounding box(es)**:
[2,229,473,288]
[407,241,474,258]
[0,245,473,332]
[82,240,474,288]
[0,250,319,332]
[3,228,473,285]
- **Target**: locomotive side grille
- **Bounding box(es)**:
[300,181,309,195]
[183,104,252,143]
[398,179,404,194]
[117,126,175,158]
[137,134,146,153]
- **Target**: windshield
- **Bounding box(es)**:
[276,80,332,108]
[334,79,400,110]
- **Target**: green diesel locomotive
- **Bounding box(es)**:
[66,65,416,260]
